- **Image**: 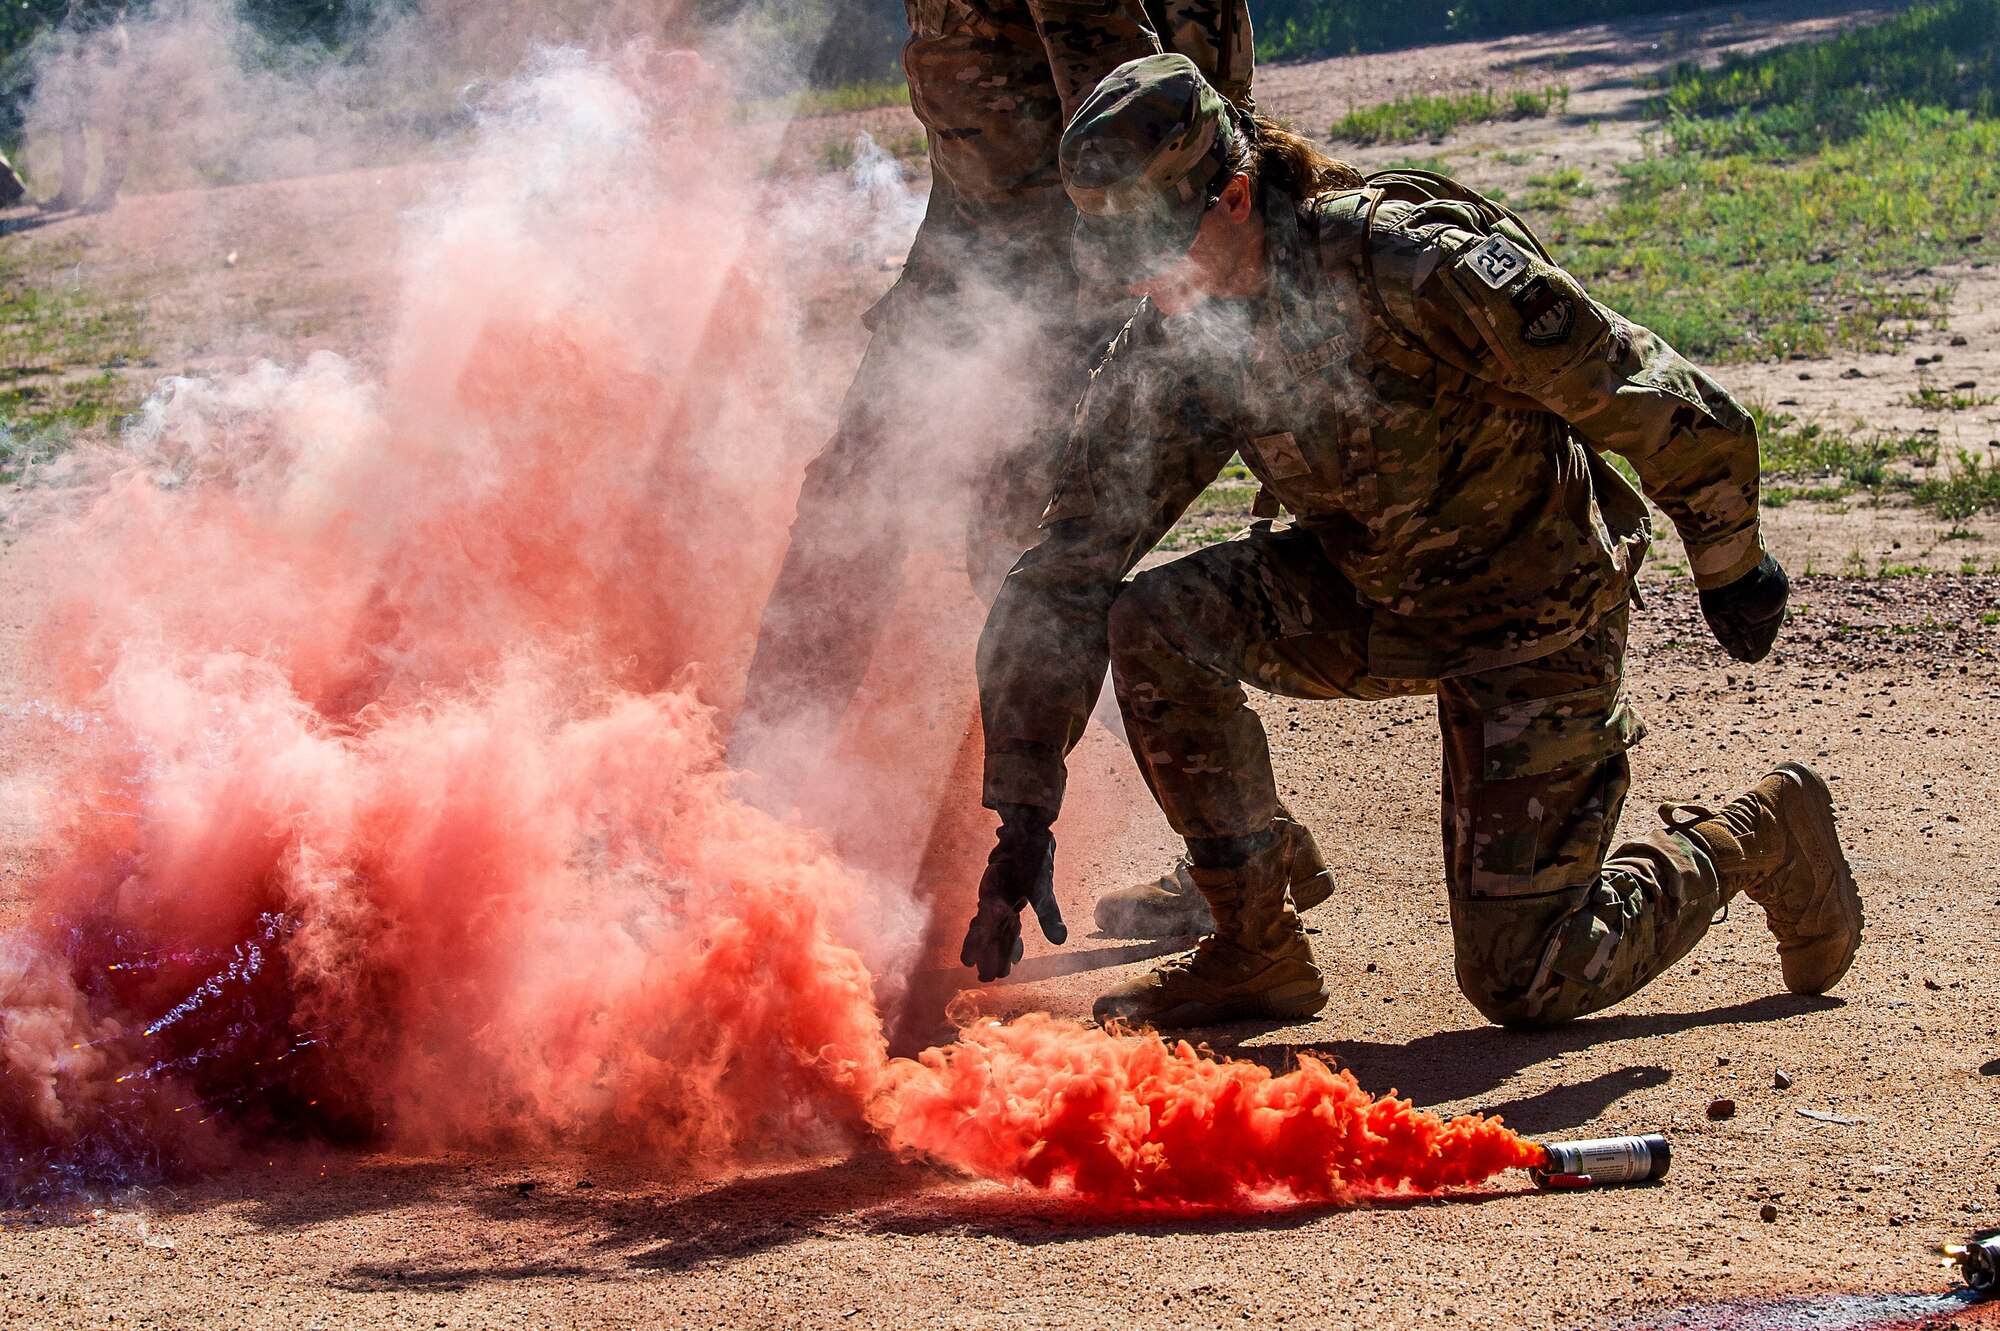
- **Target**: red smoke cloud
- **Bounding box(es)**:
[0,56,1535,1213]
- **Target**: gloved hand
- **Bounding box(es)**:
[1699,552,1790,663]
[960,803,1066,982]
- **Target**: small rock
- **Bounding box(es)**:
[1797,371,1813,380]
[1774,1070,1793,1090]
[1924,977,1944,991]
[511,1180,537,1195]
[574,1180,595,1189]
[1707,1097,1737,1120]
[1760,1202,1779,1222]
[1954,380,1979,391]
[1841,367,1867,380]
[1365,962,1377,973]
[1950,334,1969,346]
[1716,1055,1731,1067]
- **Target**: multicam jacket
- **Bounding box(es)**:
[903,0,1254,228]
[979,183,1767,813]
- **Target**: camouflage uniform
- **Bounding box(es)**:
[43,1,132,212]
[978,177,1769,1027]
[734,0,1253,779]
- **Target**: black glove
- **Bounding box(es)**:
[1699,553,1790,663]
[959,803,1066,982]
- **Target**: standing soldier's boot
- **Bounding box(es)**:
[1093,822,1329,1027]
[1665,762,1862,994]
[1093,814,1336,938]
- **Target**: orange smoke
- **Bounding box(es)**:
[0,56,1536,1213]
[876,1015,1540,1208]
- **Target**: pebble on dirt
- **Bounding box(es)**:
[1707,1098,1737,1120]
[1759,1203,1779,1223]
[1774,1070,1793,1090]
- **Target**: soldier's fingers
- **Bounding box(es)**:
[1030,883,1068,946]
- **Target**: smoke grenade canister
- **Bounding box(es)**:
[1954,1232,2000,1298]
[1530,1134,1671,1189]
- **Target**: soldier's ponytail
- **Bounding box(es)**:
[1210,112,1363,206]
[1247,116,1364,201]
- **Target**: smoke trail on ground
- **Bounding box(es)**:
[0,50,1536,1214]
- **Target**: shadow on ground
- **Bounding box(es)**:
[1205,992,1842,1130]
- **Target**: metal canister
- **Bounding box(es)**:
[1529,1134,1671,1189]
[1952,1232,2000,1298]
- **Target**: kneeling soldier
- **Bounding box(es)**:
[958,55,1862,1029]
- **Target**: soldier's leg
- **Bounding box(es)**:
[1095,527,1427,1026]
[1110,526,1423,838]
[731,319,921,787]
[1439,606,1726,1028]
[53,118,89,210]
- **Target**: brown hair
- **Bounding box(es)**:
[1211,114,1364,204]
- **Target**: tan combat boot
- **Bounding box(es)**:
[1092,815,1335,939]
[1093,823,1329,1028]
[1667,761,1863,995]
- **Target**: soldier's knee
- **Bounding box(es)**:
[1449,891,1604,1029]
[1455,969,1585,1029]
[1106,570,1178,667]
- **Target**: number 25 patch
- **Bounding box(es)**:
[1468,234,1531,289]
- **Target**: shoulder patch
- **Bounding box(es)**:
[1466,233,1531,290]
[1511,274,1576,346]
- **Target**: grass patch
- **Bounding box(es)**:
[0,234,149,481]
[1561,0,2000,361]
[1755,405,1939,487]
[792,77,909,118]
[1655,0,2000,156]
[1566,106,2000,360]
[1330,84,1567,145]
[1161,457,1260,551]
[1914,450,2000,519]
[1907,372,1998,410]
[1519,165,1597,212]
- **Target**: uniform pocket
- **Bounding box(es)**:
[1479,679,1644,781]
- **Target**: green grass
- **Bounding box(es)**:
[1914,450,2000,519]
[1746,404,2000,524]
[792,77,910,118]
[1330,84,1568,145]
[1655,0,2000,156]
[0,235,149,481]
[1559,0,2000,361]
[1162,457,1260,551]
[1754,405,1940,486]
[1566,106,2000,360]
[1519,165,1597,212]
[1907,372,1998,410]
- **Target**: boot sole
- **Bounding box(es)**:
[1773,761,1864,994]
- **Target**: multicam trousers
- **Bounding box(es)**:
[733,193,1106,770]
[1107,523,1728,1027]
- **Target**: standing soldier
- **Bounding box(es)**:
[960,55,1862,1029]
[40,0,132,214]
[734,1,1337,993]
[735,0,1249,773]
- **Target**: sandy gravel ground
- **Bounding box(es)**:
[6,3,2000,1327]
[6,574,2000,1330]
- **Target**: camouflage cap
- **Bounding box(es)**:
[1060,54,1242,284]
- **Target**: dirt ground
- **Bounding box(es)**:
[5,2,2000,1328]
